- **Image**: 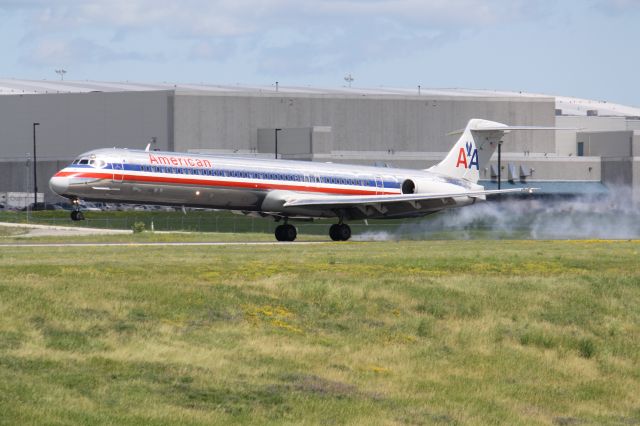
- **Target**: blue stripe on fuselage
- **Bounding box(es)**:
[96,162,402,190]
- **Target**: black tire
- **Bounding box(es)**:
[275,224,297,242]
[329,224,341,241]
[329,224,351,241]
[283,224,297,241]
[338,224,351,241]
[76,211,85,221]
[70,211,78,221]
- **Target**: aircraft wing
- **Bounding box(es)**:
[283,187,535,208]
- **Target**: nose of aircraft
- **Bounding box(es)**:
[49,175,69,195]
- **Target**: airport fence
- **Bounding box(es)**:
[0,210,408,235]
[0,210,541,239]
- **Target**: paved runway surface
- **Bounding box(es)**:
[0,241,329,248]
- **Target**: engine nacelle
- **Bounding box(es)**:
[401,179,416,194]
[401,177,482,197]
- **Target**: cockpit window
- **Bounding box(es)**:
[79,159,89,165]
[72,160,79,165]
[89,160,95,165]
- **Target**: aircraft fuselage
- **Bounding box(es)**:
[50,148,479,220]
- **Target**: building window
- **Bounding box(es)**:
[577,142,584,157]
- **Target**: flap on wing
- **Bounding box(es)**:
[283,188,535,208]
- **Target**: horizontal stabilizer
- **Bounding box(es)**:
[447,124,576,136]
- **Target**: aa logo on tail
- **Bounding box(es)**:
[456,142,479,170]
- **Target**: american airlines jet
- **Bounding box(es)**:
[49,119,551,241]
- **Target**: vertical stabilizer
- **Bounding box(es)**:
[428,119,508,183]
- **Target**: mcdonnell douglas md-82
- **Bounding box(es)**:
[49,119,554,241]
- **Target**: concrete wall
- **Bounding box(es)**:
[257,128,312,158]
[555,116,629,156]
[602,157,633,187]
[0,91,173,161]
[0,160,69,202]
[0,90,173,201]
[634,160,640,204]
[174,93,555,157]
[487,156,601,182]
[576,131,633,157]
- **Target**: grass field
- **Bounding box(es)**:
[0,238,639,425]
[0,210,485,239]
[0,210,391,235]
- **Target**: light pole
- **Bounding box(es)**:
[55,69,67,80]
[497,141,502,190]
[274,128,282,159]
[344,73,354,88]
[33,122,40,208]
[25,153,31,221]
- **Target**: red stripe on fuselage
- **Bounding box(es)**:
[59,170,398,196]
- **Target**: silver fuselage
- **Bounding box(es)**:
[49,148,481,219]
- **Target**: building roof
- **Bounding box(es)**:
[1,78,639,117]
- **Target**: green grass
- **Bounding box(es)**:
[0,226,27,237]
[0,240,639,425]
[0,210,501,238]
[0,210,388,235]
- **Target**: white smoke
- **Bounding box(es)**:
[353,186,640,240]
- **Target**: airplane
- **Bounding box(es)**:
[49,118,556,241]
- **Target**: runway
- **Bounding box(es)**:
[0,241,329,248]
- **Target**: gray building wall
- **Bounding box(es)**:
[576,131,634,157]
[174,94,556,159]
[555,116,629,156]
[634,160,640,204]
[10,89,634,203]
[602,157,633,186]
[0,90,173,201]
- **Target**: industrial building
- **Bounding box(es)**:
[1,78,638,205]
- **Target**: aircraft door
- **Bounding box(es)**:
[375,175,384,195]
[112,160,125,183]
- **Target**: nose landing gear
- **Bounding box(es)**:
[70,199,85,221]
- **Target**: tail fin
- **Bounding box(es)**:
[428,119,561,183]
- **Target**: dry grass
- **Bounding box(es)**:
[0,239,639,425]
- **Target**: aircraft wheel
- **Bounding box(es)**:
[275,224,297,242]
[329,224,351,241]
[329,224,341,241]
[338,224,351,241]
[70,211,85,221]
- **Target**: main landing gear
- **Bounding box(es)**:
[273,219,352,242]
[275,223,297,242]
[70,199,85,221]
[329,223,351,241]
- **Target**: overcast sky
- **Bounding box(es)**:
[1,0,639,105]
